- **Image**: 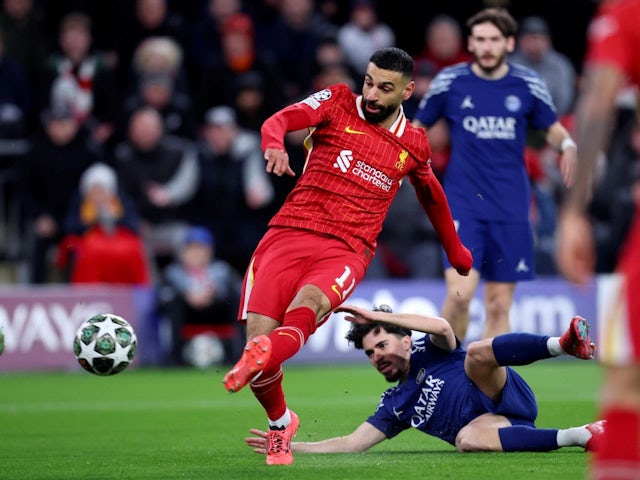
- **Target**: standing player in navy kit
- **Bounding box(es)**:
[413,8,578,342]
[222,47,472,465]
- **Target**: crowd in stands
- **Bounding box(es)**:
[0,0,636,365]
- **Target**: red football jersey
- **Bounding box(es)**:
[586,0,640,86]
[261,83,433,256]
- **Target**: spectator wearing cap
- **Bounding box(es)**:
[58,162,150,285]
[194,12,285,122]
[232,71,278,132]
[190,105,274,272]
[190,0,244,73]
[509,16,577,117]
[158,225,242,365]
[19,104,105,283]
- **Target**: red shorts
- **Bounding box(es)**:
[237,227,370,324]
[598,211,640,365]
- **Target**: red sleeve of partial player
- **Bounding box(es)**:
[412,172,473,275]
[260,104,315,151]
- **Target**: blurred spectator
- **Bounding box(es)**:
[404,59,451,180]
[0,27,31,141]
[57,162,150,285]
[403,59,436,120]
[509,16,576,117]
[39,12,118,145]
[157,225,242,366]
[312,35,359,82]
[20,105,104,283]
[310,62,357,93]
[232,71,278,132]
[411,18,469,180]
[114,106,199,269]
[255,0,336,101]
[189,0,243,73]
[194,13,285,123]
[129,35,189,97]
[414,14,472,72]
[114,0,187,92]
[0,0,48,98]
[121,71,196,140]
[191,106,274,271]
[365,179,442,279]
[336,0,395,77]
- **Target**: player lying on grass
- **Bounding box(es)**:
[246,305,604,454]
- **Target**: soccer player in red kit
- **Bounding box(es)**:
[556,1,640,478]
[222,47,472,465]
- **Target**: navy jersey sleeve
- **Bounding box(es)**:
[366,389,410,439]
[414,71,450,127]
[511,64,558,130]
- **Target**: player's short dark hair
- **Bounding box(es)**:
[345,305,412,350]
[369,47,415,79]
[466,7,518,38]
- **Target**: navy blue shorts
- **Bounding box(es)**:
[475,367,538,426]
[443,217,535,282]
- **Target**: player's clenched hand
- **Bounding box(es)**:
[560,147,578,188]
[264,148,296,177]
[450,244,473,276]
[245,428,268,454]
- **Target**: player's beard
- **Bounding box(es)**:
[474,50,508,75]
[362,99,397,124]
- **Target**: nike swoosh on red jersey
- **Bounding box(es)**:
[345,126,367,135]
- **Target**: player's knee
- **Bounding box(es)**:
[290,285,332,318]
[465,339,495,365]
[446,290,472,312]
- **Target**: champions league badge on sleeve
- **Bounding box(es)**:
[301,89,332,109]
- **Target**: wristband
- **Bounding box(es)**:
[561,137,577,152]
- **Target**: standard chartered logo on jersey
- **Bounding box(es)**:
[334,149,393,192]
[463,116,516,140]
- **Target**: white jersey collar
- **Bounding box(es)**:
[355,96,407,138]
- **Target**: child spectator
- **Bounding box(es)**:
[158,226,242,365]
[57,162,150,285]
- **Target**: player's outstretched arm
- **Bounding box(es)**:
[413,173,472,276]
[245,422,386,454]
[336,304,457,351]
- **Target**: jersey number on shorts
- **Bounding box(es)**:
[331,265,356,301]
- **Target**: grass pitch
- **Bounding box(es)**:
[0,361,601,480]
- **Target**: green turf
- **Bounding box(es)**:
[0,361,601,480]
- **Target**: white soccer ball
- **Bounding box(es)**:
[73,313,137,375]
